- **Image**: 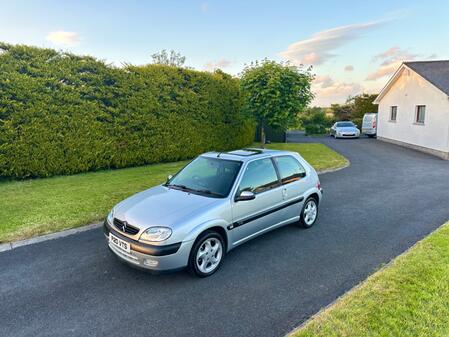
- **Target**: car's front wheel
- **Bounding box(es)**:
[189,230,225,277]
[299,197,319,228]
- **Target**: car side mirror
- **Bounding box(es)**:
[166,175,173,184]
[235,190,256,202]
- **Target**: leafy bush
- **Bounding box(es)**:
[301,108,332,135]
[0,43,255,178]
[352,117,363,129]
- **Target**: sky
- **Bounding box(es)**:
[1,0,448,106]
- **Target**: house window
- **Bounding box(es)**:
[390,106,397,121]
[415,105,426,124]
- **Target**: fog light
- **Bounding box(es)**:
[144,259,159,267]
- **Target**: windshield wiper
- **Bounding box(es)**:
[194,189,224,197]
[167,183,190,191]
[166,184,223,197]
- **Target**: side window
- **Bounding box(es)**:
[238,158,279,194]
[273,156,306,185]
[390,106,397,121]
[416,105,426,124]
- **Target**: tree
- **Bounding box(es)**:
[240,60,314,147]
[151,49,186,67]
[330,103,353,121]
[348,93,378,119]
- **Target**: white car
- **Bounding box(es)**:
[330,121,360,139]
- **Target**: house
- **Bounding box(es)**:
[374,60,449,160]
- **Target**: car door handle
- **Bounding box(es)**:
[282,188,287,198]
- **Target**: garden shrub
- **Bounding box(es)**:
[0,43,255,178]
[301,110,332,135]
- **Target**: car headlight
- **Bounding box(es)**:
[107,207,116,224]
[140,227,172,242]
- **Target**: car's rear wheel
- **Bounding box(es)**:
[299,197,319,228]
[189,230,225,277]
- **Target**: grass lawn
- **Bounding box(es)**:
[0,142,347,243]
[261,143,347,172]
[293,221,449,337]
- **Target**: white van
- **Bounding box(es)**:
[362,113,377,137]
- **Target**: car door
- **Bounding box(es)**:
[229,157,284,246]
[272,156,307,221]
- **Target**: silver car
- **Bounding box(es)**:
[104,148,323,277]
[330,121,360,138]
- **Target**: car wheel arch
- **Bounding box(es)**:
[184,220,229,252]
[307,192,320,205]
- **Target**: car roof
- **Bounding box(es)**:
[201,148,299,162]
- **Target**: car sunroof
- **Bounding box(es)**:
[226,148,263,156]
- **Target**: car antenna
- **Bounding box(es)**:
[217,152,222,158]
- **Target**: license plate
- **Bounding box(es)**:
[109,233,130,253]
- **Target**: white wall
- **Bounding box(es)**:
[377,67,449,153]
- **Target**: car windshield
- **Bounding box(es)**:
[336,122,355,127]
[166,156,242,198]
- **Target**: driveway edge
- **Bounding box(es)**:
[317,159,350,175]
[0,222,102,253]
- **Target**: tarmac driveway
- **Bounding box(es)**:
[2,136,449,337]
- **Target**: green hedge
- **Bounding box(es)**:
[301,110,332,135]
[0,43,255,178]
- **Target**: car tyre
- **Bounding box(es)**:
[299,197,319,228]
[188,230,225,277]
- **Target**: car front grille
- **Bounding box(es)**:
[113,218,140,235]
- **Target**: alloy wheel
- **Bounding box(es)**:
[303,199,317,226]
[195,237,223,274]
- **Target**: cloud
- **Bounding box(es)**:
[314,75,334,88]
[201,2,209,13]
[366,62,402,81]
[204,58,232,71]
[372,46,400,62]
[366,46,419,80]
[344,65,354,72]
[46,31,80,46]
[372,46,417,65]
[279,20,384,65]
[312,76,363,106]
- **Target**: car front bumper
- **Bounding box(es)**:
[103,221,194,272]
[336,133,359,138]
